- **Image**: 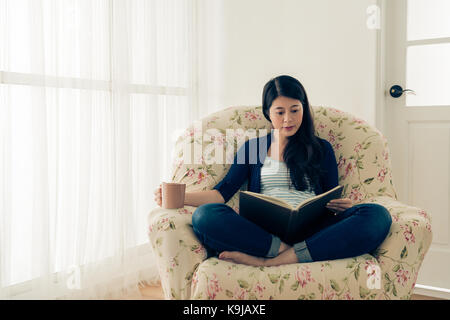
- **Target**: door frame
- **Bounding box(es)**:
[375,0,387,136]
[375,0,450,300]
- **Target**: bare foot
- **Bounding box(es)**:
[278,241,292,254]
[218,251,267,267]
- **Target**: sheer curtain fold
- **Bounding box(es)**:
[0,0,198,299]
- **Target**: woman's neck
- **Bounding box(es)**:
[269,135,287,160]
[271,130,288,149]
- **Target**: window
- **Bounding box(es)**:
[0,0,197,297]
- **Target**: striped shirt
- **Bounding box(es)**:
[260,156,316,208]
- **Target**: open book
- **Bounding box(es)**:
[239,185,344,245]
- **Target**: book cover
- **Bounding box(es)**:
[239,185,344,245]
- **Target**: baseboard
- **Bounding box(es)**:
[413,284,450,300]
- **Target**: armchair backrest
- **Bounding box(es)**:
[170,105,397,210]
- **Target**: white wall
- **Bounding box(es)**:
[198,0,380,127]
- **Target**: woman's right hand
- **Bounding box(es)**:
[154,183,162,207]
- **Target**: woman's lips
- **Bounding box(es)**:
[284,126,294,131]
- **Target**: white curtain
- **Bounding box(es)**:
[0,0,200,299]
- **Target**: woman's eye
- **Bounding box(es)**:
[277,110,298,115]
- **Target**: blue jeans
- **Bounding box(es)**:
[191,202,392,262]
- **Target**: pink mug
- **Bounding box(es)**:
[162,182,186,209]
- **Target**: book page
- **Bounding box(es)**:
[241,191,293,210]
[294,185,343,210]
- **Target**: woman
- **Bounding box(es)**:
[154,75,392,267]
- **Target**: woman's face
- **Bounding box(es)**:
[268,96,303,140]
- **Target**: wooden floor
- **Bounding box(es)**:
[137,283,166,300]
[130,283,444,300]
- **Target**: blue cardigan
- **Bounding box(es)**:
[213,131,339,203]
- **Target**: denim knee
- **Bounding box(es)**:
[192,203,210,233]
[191,203,223,234]
[359,203,392,249]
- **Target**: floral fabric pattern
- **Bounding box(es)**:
[147,105,432,300]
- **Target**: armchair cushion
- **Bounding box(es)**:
[191,254,383,300]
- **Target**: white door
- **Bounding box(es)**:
[382,0,450,297]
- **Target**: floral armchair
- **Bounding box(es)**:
[147,105,433,300]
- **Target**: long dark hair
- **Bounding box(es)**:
[262,75,327,193]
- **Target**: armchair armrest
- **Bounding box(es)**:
[147,205,208,299]
[362,196,433,300]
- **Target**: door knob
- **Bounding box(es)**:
[389,85,416,98]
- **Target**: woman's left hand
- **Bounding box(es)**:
[326,198,353,213]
